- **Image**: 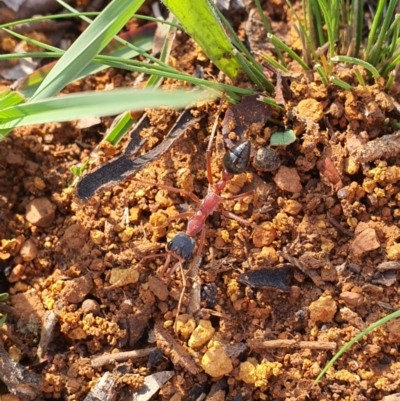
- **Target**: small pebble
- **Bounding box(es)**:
[5,152,24,165]
[350,227,380,257]
[175,314,196,340]
[282,199,302,215]
[188,320,215,348]
[109,268,139,287]
[148,276,169,301]
[8,264,25,283]
[61,275,93,304]
[309,294,337,323]
[340,292,364,308]
[387,243,400,261]
[90,230,104,245]
[252,222,276,247]
[297,98,324,121]
[119,227,134,242]
[201,342,233,377]
[25,197,56,227]
[81,299,101,316]
[273,166,302,193]
[252,147,280,172]
[20,239,37,262]
[33,177,46,190]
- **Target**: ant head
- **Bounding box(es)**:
[223,140,251,175]
[167,232,196,260]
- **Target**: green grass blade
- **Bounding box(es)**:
[162,0,242,79]
[353,0,363,57]
[309,0,325,47]
[253,0,272,34]
[369,0,398,66]
[365,0,386,60]
[353,68,365,86]
[261,54,289,73]
[0,293,8,302]
[99,55,253,96]
[0,88,214,129]
[316,0,335,59]
[30,0,145,100]
[314,309,400,385]
[286,0,316,64]
[314,64,329,86]
[146,17,178,88]
[15,23,157,98]
[268,33,310,70]
[208,2,275,88]
[332,55,380,77]
[103,112,136,146]
[330,76,353,91]
[0,90,25,109]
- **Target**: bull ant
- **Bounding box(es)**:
[131,98,254,324]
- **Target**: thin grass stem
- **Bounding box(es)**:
[330,76,354,91]
[261,54,290,73]
[314,64,329,86]
[314,309,400,385]
[353,68,365,86]
[268,34,309,70]
[253,0,272,34]
[369,0,398,66]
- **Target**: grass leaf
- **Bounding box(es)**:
[162,0,242,78]
[31,0,146,100]
[0,88,214,130]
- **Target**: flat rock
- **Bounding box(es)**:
[351,227,380,257]
[148,276,168,301]
[11,290,45,328]
[25,198,56,227]
[273,166,302,194]
[60,223,87,250]
[61,275,93,304]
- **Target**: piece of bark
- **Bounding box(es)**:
[91,348,156,369]
[0,345,41,400]
[154,322,200,375]
[83,371,116,401]
[37,310,58,358]
[247,339,337,351]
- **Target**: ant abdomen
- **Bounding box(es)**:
[222,141,251,175]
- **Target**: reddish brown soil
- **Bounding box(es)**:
[1,1,400,401]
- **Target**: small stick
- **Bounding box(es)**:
[278,249,326,289]
[91,348,156,368]
[247,339,337,351]
[327,213,354,237]
[154,322,200,375]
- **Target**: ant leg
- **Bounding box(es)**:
[223,190,254,202]
[174,261,187,332]
[221,210,256,228]
[130,178,201,204]
[163,211,195,225]
[196,225,207,259]
[206,93,226,186]
[139,253,170,265]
